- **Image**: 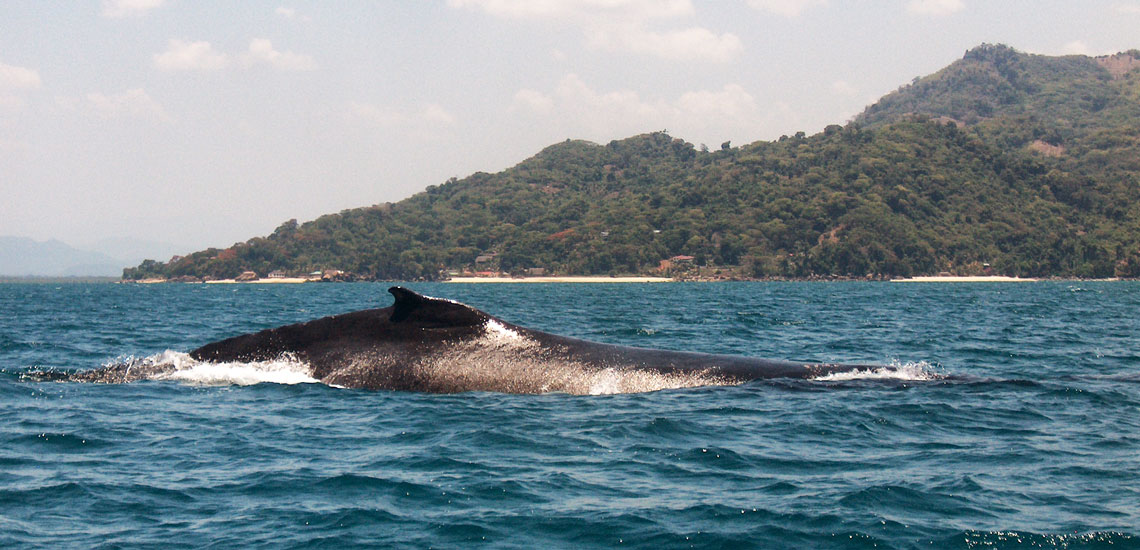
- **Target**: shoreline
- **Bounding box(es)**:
[111,275,1134,285]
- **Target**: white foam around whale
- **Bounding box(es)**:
[811,360,940,381]
[142,351,319,386]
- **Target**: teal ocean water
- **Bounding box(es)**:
[1,281,1137,549]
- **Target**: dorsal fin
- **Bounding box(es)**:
[388,286,486,326]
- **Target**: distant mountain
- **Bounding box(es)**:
[0,236,124,277]
[124,44,1140,281]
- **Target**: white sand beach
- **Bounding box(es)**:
[204,277,315,284]
[891,275,1037,283]
[444,276,674,283]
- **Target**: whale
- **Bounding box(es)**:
[64,286,889,394]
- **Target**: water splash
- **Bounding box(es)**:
[484,319,523,342]
[585,367,733,395]
[812,360,941,381]
[75,350,317,386]
[154,352,318,386]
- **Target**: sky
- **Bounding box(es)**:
[2,0,1138,256]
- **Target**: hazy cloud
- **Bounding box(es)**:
[275,6,311,21]
[422,104,457,125]
[153,39,316,72]
[101,0,164,18]
[86,88,173,123]
[448,0,694,20]
[449,0,740,62]
[511,74,663,136]
[548,73,667,121]
[1061,41,1092,55]
[0,60,42,90]
[153,39,229,71]
[512,89,555,114]
[1112,3,1140,14]
[0,61,41,111]
[676,84,758,119]
[349,102,456,127]
[830,80,857,96]
[590,25,741,63]
[906,0,964,16]
[747,0,827,17]
[1057,40,1114,56]
[0,95,26,111]
[512,74,761,141]
[243,39,316,71]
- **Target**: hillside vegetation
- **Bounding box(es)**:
[125,44,1140,281]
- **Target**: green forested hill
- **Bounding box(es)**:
[125,44,1140,281]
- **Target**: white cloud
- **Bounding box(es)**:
[243,39,317,71]
[1113,3,1140,14]
[0,61,41,90]
[449,0,740,62]
[101,0,164,18]
[153,39,229,71]
[86,88,174,123]
[906,0,964,16]
[747,0,827,17]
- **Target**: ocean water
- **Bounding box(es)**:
[1,281,1137,549]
